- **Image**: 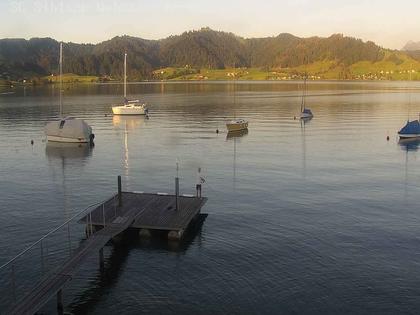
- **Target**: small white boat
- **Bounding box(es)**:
[112,100,148,115]
[45,43,94,144]
[112,53,148,115]
[226,119,248,132]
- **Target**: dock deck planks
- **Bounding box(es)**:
[80,192,207,231]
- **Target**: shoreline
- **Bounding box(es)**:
[1,78,420,88]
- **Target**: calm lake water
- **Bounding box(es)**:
[0,81,419,314]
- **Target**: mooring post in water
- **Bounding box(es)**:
[175,177,179,211]
[57,289,63,314]
[175,162,179,211]
[118,175,122,207]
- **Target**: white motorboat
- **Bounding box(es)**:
[45,43,94,144]
[112,53,148,115]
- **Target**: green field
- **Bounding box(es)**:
[7,57,420,86]
[41,73,99,84]
[152,53,420,81]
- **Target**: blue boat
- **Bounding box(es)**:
[398,119,420,139]
[299,77,314,119]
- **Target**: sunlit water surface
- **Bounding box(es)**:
[0,81,419,314]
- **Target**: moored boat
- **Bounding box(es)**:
[226,119,248,132]
[112,53,148,115]
[299,76,314,119]
[45,43,94,144]
[398,119,420,139]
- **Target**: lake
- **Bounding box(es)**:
[0,81,419,314]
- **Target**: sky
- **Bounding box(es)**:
[0,0,418,49]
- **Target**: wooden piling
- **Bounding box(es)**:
[99,248,104,270]
[118,176,122,206]
[175,177,179,211]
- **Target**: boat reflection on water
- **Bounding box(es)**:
[226,129,248,190]
[112,115,145,130]
[226,128,249,140]
[398,138,420,152]
[112,115,147,191]
[301,116,313,125]
[45,142,93,219]
[45,142,93,161]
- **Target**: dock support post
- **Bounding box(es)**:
[118,175,122,207]
[102,203,106,227]
[57,289,63,314]
[175,177,179,211]
[99,248,104,271]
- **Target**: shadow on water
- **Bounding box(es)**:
[226,129,248,140]
[398,138,420,152]
[300,116,313,125]
[66,214,207,314]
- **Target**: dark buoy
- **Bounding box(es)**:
[386,136,390,141]
[216,129,219,134]
[30,139,34,145]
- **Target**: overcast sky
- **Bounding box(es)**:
[0,0,418,49]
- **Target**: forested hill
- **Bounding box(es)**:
[0,28,419,81]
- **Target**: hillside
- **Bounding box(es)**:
[1,28,420,82]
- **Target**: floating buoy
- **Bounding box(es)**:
[386,136,390,141]
[216,129,219,134]
[30,139,34,145]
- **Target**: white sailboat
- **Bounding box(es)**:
[112,53,148,115]
[226,66,248,132]
[299,75,314,119]
[45,43,94,144]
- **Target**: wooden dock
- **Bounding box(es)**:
[80,191,207,239]
[6,183,207,315]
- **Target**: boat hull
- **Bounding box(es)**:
[46,135,90,143]
[398,133,420,139]
[45,117,93,144]
[226,121,248,132]
[112,105,147,115]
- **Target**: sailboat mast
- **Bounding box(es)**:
[301,75,306,112]
[233,62,236,119]
[124,52,127,99]
[59,42,63,117]
[408,65,412,121]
